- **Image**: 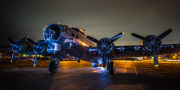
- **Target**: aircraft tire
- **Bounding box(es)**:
[109,62,115,77]
[77,60,80,63]
[48,61,58,73]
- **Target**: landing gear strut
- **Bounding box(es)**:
[102,49,116,76]
[48,58,61,73]
[108,62,115,76]
[77,57,80,63]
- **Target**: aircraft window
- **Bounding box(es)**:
[65,29,68,34]
[76,35,79,39]
[72,33,75,37]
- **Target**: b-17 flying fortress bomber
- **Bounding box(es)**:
[7,23,180,76]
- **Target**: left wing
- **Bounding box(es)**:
[114,45,143,57]
[114,44,180,57]
[158,44,180,55]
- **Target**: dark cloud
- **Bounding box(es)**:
[1,0,180,46]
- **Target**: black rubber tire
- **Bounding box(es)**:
[109,62,115,76]
[77,60,80,63]
[48,61,58,73]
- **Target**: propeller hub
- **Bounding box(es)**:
[98,38,114,54]
[143,35,162,51]
[12,41,22,52]
[34,40,47,54]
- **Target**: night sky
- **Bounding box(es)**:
[1,0,180,46]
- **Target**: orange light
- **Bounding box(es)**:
[77,40,88,47]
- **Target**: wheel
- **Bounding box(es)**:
[109,62,115,77]
[92,63,98,68]
[48,61,58,73]
[77,59,80,63]
[77,57,80,63]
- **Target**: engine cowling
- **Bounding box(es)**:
[43,24,66,42]
[97,38,115,55]
[33,40,48,55]
[8,38,30,53]
[143,35,162,52]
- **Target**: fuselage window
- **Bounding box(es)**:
[65,29,68,34]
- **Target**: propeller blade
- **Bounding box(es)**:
[7,37,15,44]
[130,33,146,40]
[11,51,14,63]
[152,48,159,67]
[102,49,107,69]
[156,28,173,40]
[21,36,30,41]
[109,32,124,43]
[34,51,38,66]
[27,38,36,45]
[85,35,99,43]
[152,47,159,67]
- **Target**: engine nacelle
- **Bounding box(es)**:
[142,35,162,55]
[13,40,30,53]
[97,38,115,55]
[34,40,48,55]
[43,24,67,43]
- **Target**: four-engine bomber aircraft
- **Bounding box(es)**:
[7,23,180,76]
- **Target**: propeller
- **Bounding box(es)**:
[156,28,173,40]
[109,32,124,43]
[130,33,145,40]
[130,28,173,66]
[7,36,29,62]
[26,38,39,66]
[26,38,49,66]
[86,32,124,68]
[7,37,15,62]
[7,37,15,44]
[85,35,99,43]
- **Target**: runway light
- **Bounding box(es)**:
[23,54,26,57]
[103,67,107,70]
[97,67,106,70]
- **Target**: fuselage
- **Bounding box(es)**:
[43,24,100,62]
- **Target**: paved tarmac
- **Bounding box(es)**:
[0,59,180,90]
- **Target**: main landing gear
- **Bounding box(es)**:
[48,58,61,73]
[102,50,116,76]
[108,61,115,77]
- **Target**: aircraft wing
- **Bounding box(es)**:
[115,45,143,57]
[114,44,180,57]
[158,44,180,55]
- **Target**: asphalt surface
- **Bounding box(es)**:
[0,59,180,90]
